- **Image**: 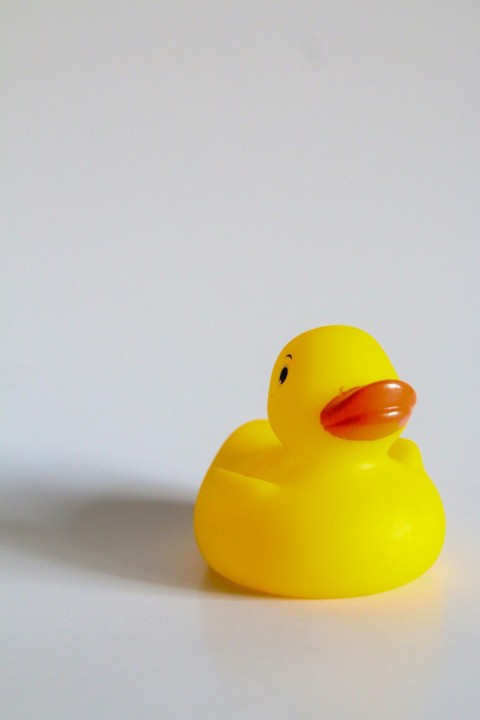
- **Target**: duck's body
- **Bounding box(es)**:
[194,326,445,598]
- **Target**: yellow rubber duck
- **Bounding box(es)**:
[194,326,445,598]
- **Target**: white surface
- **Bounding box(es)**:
[2,2,480,718]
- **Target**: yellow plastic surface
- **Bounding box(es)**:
[194,326,445,598]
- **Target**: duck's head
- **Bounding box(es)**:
[267,326,416,456]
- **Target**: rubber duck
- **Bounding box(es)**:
[194,326,445,598]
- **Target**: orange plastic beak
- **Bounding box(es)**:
[320,380,416,441]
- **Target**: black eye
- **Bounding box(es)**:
[279,366,288,384]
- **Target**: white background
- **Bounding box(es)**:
[2,2,480,718]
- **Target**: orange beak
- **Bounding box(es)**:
[320,380,416,441]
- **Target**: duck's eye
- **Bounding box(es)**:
[279,366,288,384]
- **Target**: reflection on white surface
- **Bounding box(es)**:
[200,565,447,719]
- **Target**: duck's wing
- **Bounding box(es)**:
[388,438,424,469]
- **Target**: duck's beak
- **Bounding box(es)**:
[320,380,416,441]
